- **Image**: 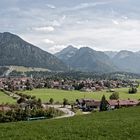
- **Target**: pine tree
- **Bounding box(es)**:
[100,95,108,111]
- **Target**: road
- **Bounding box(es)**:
[43,104,75,119]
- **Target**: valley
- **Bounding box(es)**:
[1,0,140,139]
[20,87,140,103]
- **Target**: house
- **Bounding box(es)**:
[61,85,75,91]
[76,98,140,111]
[80,87,93,92]
[76,99,100,111]
[108,99,140,109]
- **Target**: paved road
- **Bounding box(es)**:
[43,104,75,119]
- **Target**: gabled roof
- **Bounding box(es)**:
[108,99,140,106]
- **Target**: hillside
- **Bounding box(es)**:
[0,107,140,140]
[113,50,140,73]
[55,46,117,72]
[68,47,117,72]
[56,46,140,73]
[0,67,9,76]
[104,51,118,58]
[0,32,67,71]
[55,45,78,63]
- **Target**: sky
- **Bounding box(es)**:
[1,0,140,53]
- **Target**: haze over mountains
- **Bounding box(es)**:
[0,32,139,74]
[55,46,140,73]
[113,50,140,73]
[61,47,116,73]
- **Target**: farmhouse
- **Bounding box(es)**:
[76,99,140,111]
[108,99,140,109]
[76,99,100,111]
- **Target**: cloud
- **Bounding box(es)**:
[48,45,66,54]
[33,26,54,32]
[52,20,61,27]
[43,39,55,44]
[1,0,140,54]
[112,20,119,25]
[46,4,56,9]
[67,1,111,11]
[62,15,66,20]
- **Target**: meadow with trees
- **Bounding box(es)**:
[0,106,140,140]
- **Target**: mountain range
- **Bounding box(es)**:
[112,50,140,73]
[55,46,117,72]
[55,46,140,73]
[0,32,67,71]
[0,32,139,74]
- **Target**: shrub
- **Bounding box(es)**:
[109,92,119,100]
[49,98,54,104]
[63,98,69,107]
[129,87,137,94]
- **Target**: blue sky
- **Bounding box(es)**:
[1,0,140,53]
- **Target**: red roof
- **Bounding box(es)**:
[108,99,139,106]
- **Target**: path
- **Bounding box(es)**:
[43,104,75,119]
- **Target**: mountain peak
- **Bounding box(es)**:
[79,47,94,51]
[55,45,78,63]
[66,45,76,50]
[0,32,67,71]
[67,46,116,72]
[61,45,78,53]
[0,32,18,37]
[0,32,22,44]
[115,50,134,59]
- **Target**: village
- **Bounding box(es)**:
[0,76,136,92]
[0,76,139,116]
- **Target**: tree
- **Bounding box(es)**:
[37,98,42,108]
[25,79,33,90]
[49,98,54,104]
[100,95,108,111]
[129,87,137,94]
[109,92,119,100]
[63,98,68,107]
[17,97,26,104]
[136,82,140,88]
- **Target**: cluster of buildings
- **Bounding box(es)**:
[34,78,133,92]
[76,99,140,111]
[0,77,30,91]
[0,77,136,92]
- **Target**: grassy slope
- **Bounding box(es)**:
[0,107,140,140]
[0,91,15,104]
[20,87,140,103]
[11,66,49,72]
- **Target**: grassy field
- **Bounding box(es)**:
[0,91,15,104]
[0,106,140,140]
[9,65,50,72]
[20,87,140,103]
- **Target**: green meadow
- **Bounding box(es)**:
[0,106,140,140]
[1,87,140,104]
[0,91,15,104]
[20,87,140,103]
